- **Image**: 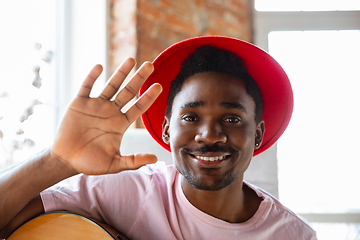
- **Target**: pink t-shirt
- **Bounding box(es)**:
[41,162,317,240]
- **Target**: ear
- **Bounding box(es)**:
[255,120,265,149]
[162,116,171,144]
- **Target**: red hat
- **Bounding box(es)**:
[140,36,293,156]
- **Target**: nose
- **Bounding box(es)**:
[194,121,227,145]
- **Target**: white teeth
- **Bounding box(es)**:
[195,155,226,161]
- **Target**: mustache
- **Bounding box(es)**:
[184,144,237,154]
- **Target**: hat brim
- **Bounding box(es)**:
[140,36,293,156]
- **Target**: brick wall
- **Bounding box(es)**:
[110,0,253,127]
[111,0,253,70]
[110,0,138,73]
[136,0,253,65]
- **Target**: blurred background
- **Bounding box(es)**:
[0,0,359,239]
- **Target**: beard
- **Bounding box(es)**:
[176,144,239,191]
[178,163,238,191]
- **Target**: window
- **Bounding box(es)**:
[254,1,360,239]
[0,0,109,170]
[270,29,360,210]
[0,0,57,169]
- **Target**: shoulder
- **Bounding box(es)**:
[245,181,317,239]
[137,161,178,188]
[137,161,176,176]
[41,162,177,202]
[100,161,179,193]
[41,162,179,224]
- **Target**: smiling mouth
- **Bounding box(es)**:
[189,154,231,162]
[184,146,234,163]
[195,155,226,161]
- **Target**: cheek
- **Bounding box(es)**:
[168,120,195,147]
[168,123,196,167]
[229,123,255,141]
[169,131,188,174]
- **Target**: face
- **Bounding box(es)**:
[163,72,265,191]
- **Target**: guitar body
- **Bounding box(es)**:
[7,212,127,240]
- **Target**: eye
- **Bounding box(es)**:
[182,115,197,122]
[224,116,241,124]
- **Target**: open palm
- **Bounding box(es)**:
[51,58,162,175]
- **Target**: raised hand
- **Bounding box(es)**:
[51,58,162,175]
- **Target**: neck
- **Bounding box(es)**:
[181,176,262,223]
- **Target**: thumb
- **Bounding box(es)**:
[117,153,158,171]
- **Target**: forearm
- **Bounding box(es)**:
[0,148,77,229]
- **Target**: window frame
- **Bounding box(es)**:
[253,8,360,223]
[56,0,110,125]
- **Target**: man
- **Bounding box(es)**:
[0,36,316,239]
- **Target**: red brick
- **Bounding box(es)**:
[194,0,205,7]
[206,28,226,36]
[167,1,195,19]
[206,0,230,8]
[158,25,194,46]
[163,13,198,35]
[137,0,163,21]
[230,0,247,11]
[160,0,172,8]
[137,15,158,36]
[136,31,164,61]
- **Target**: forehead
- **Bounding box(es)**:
[172,72,256,114]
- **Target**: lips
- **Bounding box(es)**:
[182,145,235,166]
[195,155,227,161]
[187,153,230,169]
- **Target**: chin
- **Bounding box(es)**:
[182,168,237,191]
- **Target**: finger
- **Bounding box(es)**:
[77,64,103,98]
[124,83,162,124]
[99,58,136,101]
[119,153,158,172]
[105,153,157,174]
[114,61,154,109]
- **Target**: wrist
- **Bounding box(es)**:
[40,148,78,180]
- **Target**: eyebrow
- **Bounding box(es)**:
[180,101,247,113]
[219,102,247,113]
[180,101,204,109]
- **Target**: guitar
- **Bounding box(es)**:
[6,211,129,240]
